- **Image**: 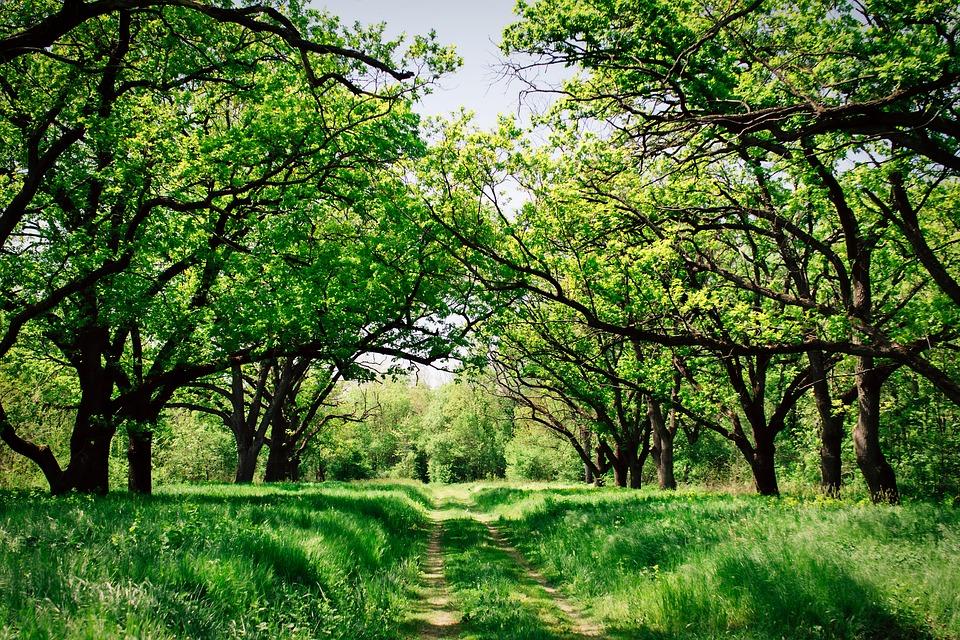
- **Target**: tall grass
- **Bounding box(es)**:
[0,483,430,639]
[441,517,584,639]
[473,486,960,639]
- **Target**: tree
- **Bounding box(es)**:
[0,0,458,493]
[411,0,960,502]
[489,298,657,488]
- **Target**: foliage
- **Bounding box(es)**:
[505,422,583,482]
[308,377,514,485]
[420,381,513,483]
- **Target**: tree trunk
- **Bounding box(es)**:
[264,416,289,482]
[627,428,650,489]
[654,428,676,490]
[611,443,629,487]
[62,427,114,494]
[593,445,607,487]
[235,444,260,483]
[127,427,152,494]
[648,397,677,490]
[628,459,642,488]
[264,443,300,482]
[749,438,779,496]
[853,356,899,503]
[807,350,843,497]
[581,425,594,484]
[628,451,644,489]
[737,431,779,496]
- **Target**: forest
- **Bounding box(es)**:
[1,0,959,638]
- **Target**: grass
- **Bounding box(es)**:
[1,480,958,639]
[440,517,586,640]
[464,484,960,640]
[0,482,431,640]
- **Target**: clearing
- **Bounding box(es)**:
[1,482,958,639]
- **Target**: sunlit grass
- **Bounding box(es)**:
[0,483,430,639]
[466,484,960,639]
[3,481,957,639]
[441,517,583,640]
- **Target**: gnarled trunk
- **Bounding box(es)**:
[853,356,899,503]
[62,427,114,494]
[235,442,261,483]
[750,444,779,496]
[609,442,629,487]
[653,427,676,490]
[807,350,843,497]
[737,434,779,497]
[648,397,677,490]
[264,417,300,482]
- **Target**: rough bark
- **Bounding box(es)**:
[648,397,677,490]
[853,356,900,503]
[62,427,114,495]
[581,425,594,484]
[264,417,300,482]
[608,442,629,488]
[749,439,779,496]
[807,349,843,497]
[235,443,261,484]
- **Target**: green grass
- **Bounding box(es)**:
[440,517,584,640]
[0,483,431,639]
[467,485,960,639]
[2,481,958,640]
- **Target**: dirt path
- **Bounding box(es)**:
[480,521,603,638]
[407,518,462,639]
[407,490,603,640]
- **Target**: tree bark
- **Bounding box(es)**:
[581,425,594,484]
[647,397,677,490]
[628,457,642,488]
[235,443,260,483]
[853,356,899,503]
[127,427,152,494]
[264,417,300,482]
[807,349,843,497]
[611,443,629,487]
[62,428,114,494]
[749,437,779,496]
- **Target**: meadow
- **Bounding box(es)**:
[0,483,430,639]
[469,485,960,640]
[1,482,958,639]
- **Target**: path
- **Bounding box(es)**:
[407,498,603,640]
[407,518,462,639]
[481,521,603,638]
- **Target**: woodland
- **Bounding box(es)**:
[1,1,959,638]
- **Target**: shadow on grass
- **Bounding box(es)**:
[600,549,936,640]
[0,484,430,640]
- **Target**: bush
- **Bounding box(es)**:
[505,423,583,481]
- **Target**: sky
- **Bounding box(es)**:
[314,0,545,128]
[313,1,548,386]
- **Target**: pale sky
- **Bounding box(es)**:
[313,1,556,386]
[315,0,549,128]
